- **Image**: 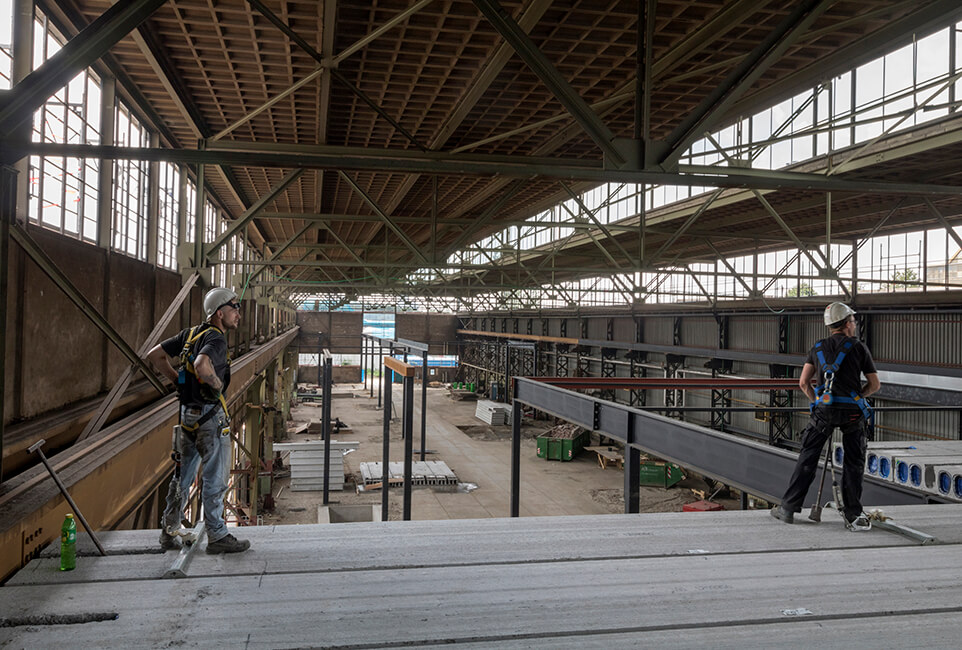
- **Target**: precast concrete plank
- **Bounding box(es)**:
[1,545,961,647]
[157,509,934,578]
[414,610,962,649]
[15,505,956,585]
[37,529,163,557]
[8,552,173,585]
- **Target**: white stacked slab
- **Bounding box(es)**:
[475,399,511,425]
[833,441,962,481]
[359,460,458,486]
[273,440,358,491]
[830,440,962,500]
[933,464,962,499]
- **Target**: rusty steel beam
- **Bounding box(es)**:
[532,377,802,390]
[0,327,298,584]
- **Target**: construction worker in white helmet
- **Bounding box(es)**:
[771,302,881,531]
[146,287,250,554]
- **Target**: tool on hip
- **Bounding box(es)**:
[808,443,832,523]
[28,439,107,557]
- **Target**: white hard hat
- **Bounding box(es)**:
[823,302,855,327]
[204,287,238,319]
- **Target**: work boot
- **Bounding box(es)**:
[159,530,183,551]
[845,513,872,532]
[770,505,794,524]
[205,533,250,554]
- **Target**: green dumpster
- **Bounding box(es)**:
[639,460,684,488]
[536,429,590,461]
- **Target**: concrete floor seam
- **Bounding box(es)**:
[295,605,962,650]
[162,541,948,581]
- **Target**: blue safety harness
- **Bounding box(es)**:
[812,338,873,423]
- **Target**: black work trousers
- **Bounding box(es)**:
[781,405,867,522]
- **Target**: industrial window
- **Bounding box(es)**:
[27,9,101,242]
[112,101,149,260]
[0,0,12,89]
[157,163,179,270]
[184,178,196,246]
[205,200,222,286]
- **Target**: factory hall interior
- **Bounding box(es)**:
[3,0,962,646]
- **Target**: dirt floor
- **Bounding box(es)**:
[257,383,745,526]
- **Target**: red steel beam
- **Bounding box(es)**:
[530,377,802,390]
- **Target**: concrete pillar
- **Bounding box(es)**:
[96,76,116,249]
[12,0,33,222]
[146,132,159,266]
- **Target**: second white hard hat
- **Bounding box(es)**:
[203,287,238,319]
[823,302,855,327]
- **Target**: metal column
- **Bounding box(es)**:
[624,416,640,514]
[420,350,427,461]
[381,360,392,521]
[402,371,414,521]
[0,167,14,481]
[321,350,332,505]
[510,384,522,517]
[377,341,383,408]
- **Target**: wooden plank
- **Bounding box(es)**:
[384,356,416,377]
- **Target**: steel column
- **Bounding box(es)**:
[321,351,332,505]
[420,350,428,461]
[510,384,522,517]
[402,372,414,521]
[624,416,640,514]
[0,167,14,481]
[381,359,392,521]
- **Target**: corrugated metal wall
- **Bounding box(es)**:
[645,317,675,345]
[872,313,962,366]
[681,317,716,347]
[729,316,778,352]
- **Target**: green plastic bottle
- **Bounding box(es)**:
[60,514,76,571]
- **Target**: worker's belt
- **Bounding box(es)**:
[180,393,229,432]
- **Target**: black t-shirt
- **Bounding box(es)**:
[805,333,877,400]
[160,324,231,407]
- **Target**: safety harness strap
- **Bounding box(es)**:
[178,324,229,431]
[812,337,871,421]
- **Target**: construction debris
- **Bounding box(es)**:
[541,423,584,440]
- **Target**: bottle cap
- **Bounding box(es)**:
[65,514,74,518]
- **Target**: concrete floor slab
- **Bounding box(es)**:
[2,505,960,647]
[1,539,961,647]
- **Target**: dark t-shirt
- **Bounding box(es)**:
[160,324,231,407]
[805,333,877,401]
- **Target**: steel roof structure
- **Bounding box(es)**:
[4,0,962,302]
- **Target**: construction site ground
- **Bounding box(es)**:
[262,382,743,525]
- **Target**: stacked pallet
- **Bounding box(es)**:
[274,441,358,491]
[359,460,458,486]
[476,400,511,425]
